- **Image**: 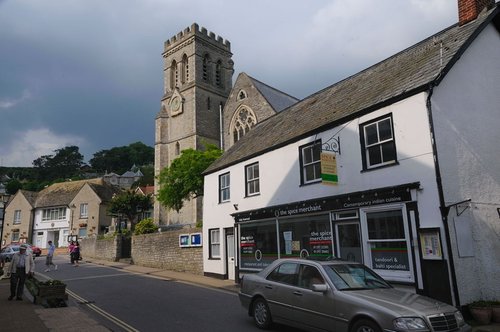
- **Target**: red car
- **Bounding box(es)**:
[25,243,42,257]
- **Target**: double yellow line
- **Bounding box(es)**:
[66,288,139,332]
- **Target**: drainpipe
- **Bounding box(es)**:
[426,84,461,307]
[219,103,224,150]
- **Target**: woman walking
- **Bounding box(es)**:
[72,242,80,267]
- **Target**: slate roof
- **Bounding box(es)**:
[205,6,499,175]
[247,75,299,112]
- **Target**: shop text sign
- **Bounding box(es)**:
[371,250,409,271]
[321,152,338,185]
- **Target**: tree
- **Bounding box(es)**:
[89,142,153,174]
[134,218,157,235]
[157,144,223,212]
[5,178,22,194]
[108,190,153,231]
[32,146,84,181]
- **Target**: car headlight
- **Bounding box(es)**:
[393,317,429,330]
[454,311,465,326]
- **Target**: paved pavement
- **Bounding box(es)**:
[0,257,499,332]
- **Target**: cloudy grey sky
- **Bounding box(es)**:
[0,0,461,167]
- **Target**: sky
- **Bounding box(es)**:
[0,0,462,167]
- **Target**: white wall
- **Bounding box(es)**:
[203,92,445,277]
[432,24,500,303]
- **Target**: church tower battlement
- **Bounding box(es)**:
[164,23,231,51]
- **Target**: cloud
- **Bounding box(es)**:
[0,128,87,167]
[0,90,31,110]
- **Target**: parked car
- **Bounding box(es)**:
[0,244,35,262]
[239,258,470,332]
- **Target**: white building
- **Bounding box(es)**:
[202,1,500,308]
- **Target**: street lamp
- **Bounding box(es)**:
[0,194,11,249]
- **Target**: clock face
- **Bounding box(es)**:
[171,97,180,111]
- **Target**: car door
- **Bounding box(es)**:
[264,262,300,322]
[290,264,337,331]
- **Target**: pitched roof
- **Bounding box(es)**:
[34,178,109,208]
[20,190,38,207]
[205,6,499,175]
[247,74,299,113]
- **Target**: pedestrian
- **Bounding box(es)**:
[72,242,80,267]
[8,244,35,301]
[68,241,75,264]
[44,240,58,272]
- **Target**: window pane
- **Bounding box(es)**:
[370,241,409,271]
[240,221,277,270]
[367,210,405,239]
[381,142,396,163]
[304,164,315,182]
[365,123,378,145]
[368,146,382,166]
[267,263,299,285]
[303,146,313,164]
[378,119,393,141]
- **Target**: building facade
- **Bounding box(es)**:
[202,1,500,308]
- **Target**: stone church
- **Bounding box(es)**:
[154,23,298,226]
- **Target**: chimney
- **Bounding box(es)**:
[458,0,495,26]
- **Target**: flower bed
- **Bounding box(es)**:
[26,277,67,306]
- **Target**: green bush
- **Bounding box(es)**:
[134,218,158,235]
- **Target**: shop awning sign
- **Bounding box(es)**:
[321,151,338,185]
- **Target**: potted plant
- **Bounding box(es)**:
[469,301,492,325]
[26,277,67,305]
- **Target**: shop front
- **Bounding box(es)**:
[235,182,421,286]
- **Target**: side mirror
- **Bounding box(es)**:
[312,284,329,293]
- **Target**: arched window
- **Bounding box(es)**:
[237,90,247,101]
[203,54,210,82]
[215,60,223,87]
[230,107,257,145]
[170,60,178,88]
[175,142,180,156]
[181,54,189,84]
[207,97,211,111]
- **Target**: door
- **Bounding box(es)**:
[336,222,362,263]
[226,234,235,280]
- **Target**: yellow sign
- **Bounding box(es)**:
[321,152,338,185]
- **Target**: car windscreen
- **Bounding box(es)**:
[323,264,391,290]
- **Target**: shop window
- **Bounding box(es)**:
[240,220,277,270]
[299,141,322,184]
[245,162,260,196]
[219,172,230,203]
[13,210,21,224]
[362,208,413,282]
[209,228,221,259]
[279,214,332,259]
[80,203,88,219]
[360,114,397,169]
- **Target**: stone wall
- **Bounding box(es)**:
[132,228,203,275]
[80,236,121,262]
[79,229,203,275]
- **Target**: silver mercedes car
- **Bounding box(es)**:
[239,258,470,332]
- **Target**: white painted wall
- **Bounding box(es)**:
[203,92,445,278]
[32,207,70,248]
[432,24,500,304]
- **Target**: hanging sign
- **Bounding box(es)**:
[321,151,338,185]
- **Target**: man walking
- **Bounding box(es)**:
[45,240,57,272]
[8,244,35,301]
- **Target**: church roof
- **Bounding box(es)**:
[205,5,499,175]
[247,75,299,113]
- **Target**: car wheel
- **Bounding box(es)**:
[351,319,381,332]
[252,298,272,329]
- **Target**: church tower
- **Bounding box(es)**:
[155,23,234,226]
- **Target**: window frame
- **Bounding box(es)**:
[80,203,88,219]
[209,228,221,259]
[360,114,397,170]
[299,140,322,185]
[11,229,20,242]
[13,210,21,224]
[245,162,260,197]
[42,207,67,221]
[219,172,230,203]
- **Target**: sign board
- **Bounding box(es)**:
[419,228,443,260]
[179,233,203,248]
[321,151,338,185]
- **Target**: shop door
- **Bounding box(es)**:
[226,234,235,280]
[336,223,362,263]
